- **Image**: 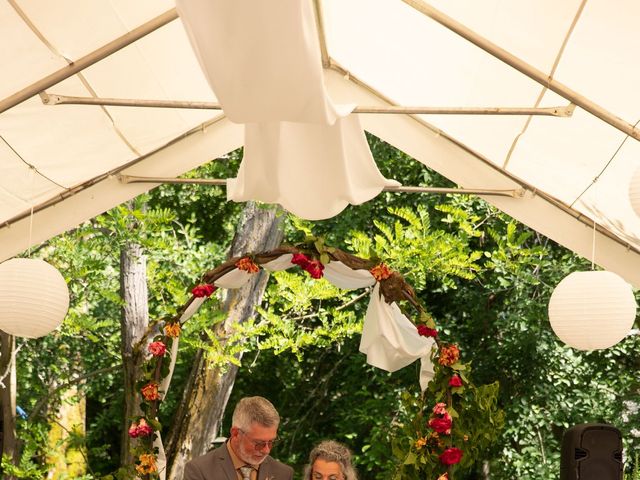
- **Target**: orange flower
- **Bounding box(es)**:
[437,473,449,480]
[164,322,181,338]
[369,263,392,281]
[135,453,158,475]
[438,344,460,366]
[235,257,260,273]
[414,437,427,449]
[141,382,160,401]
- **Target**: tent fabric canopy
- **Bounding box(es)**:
[2,0,640,287]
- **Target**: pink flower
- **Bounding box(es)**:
[433,402,448,416]
[128,418,154,438]
[417,325,438,338]
[135,418,153,437]
[128,423,139,438]
[449,374,463,387]
[439,447,463,466]
[148,341,167,357]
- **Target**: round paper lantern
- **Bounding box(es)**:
[0,258,69,338]
[548,271,636,350]
[629,166,640,217]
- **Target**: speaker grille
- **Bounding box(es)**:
[575,448,588,460]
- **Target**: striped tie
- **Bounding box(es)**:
[240,466,253,480]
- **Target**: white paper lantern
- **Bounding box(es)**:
[629,167,640,217]
[0,258,69,338]
[548,271,636,350]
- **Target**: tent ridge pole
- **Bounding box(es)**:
[117,174,524,197]
[39,93,573,117]
[0,8,178,114]
[402,0,640,141]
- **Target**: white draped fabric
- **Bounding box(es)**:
[360,284,435,390]
[262,254,294,272]
[175,0,349,124]
[323,260,376,290]
[214,268,254,289]
[176,0,398,220]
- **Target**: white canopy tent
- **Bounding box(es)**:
[3,0,640,288]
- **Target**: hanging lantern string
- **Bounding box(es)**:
[591,220,596,270]
[27,166,35,257]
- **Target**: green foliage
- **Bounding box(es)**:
[390,358,503,480]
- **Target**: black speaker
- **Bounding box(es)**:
[560,423,623,480]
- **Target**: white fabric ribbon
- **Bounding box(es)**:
[360,284,436,390]
[179,296,206,322]
[323,261,376,290]
[214,268,255,289]
[261,254,294,272]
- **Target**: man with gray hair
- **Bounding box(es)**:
[184,396,294,480]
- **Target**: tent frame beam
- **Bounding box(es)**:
[0,8,178,114]
[39,93,574,117]
[118,174,525,198]
[402,0,640,141]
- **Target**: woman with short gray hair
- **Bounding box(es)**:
[303,440,358,480]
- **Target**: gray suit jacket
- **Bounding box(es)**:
[184,443,294,480]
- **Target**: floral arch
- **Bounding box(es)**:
[130,240,502,480]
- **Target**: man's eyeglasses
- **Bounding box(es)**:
[239,430,279,449]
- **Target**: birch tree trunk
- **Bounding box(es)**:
[165,202,283,480]
[0,331,17,480]
[119,242,149,467]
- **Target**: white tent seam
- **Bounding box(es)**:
[0,114,227,230]
[502,0,588,169]
[402,0,640,142]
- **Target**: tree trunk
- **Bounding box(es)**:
[0,331,17,479]
[165,203,283,480]
[119,242,149,466]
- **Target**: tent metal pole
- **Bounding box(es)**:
[39,93,574,117]
[0,8,178,114]
[118,175,525,198]
[402,0,640,141]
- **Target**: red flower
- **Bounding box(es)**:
[428,414,452,434]
[291,253,324,278]
[192,284,217,297]
[235,257,259,273]
[291,253,311,267]
[305,260,324,279]
[141,382,160,401]
[449,374,463,387]
[417,325,438,338]
[438,344,460,366]
[148,341,167,357]
[439,447,463,466]
[369,263,392,281]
